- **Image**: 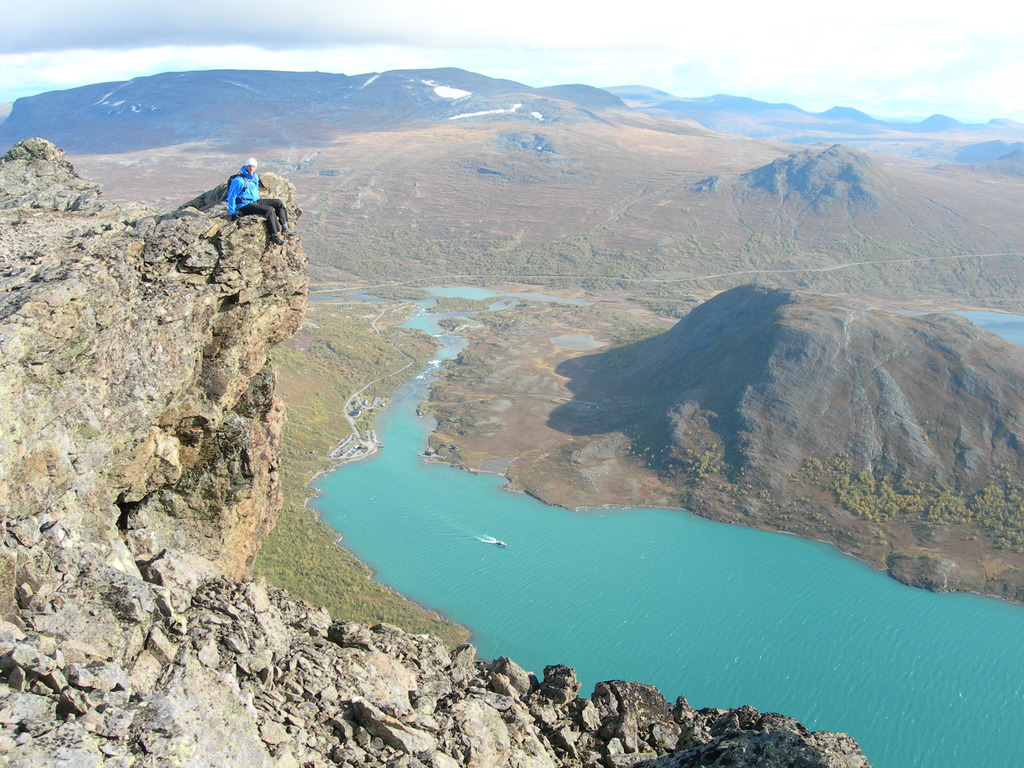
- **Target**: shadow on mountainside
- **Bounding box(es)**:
[547,285,791,477]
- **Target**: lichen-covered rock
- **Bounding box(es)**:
[0,137,113,214]
[638,706,871,768]
[0,137,307,579]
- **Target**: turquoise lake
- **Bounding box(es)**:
[311,295,1024,768]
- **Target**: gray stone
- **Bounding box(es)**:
[2,690,57,733]
[447,643,477,686]
[1,721,104,768]
[328,620,373,650]
[351,698,437,755]
[260,720,291,746]
[1,643,56,676]
[83,705,134,739]
[481,693,516,711]
[59,688,91,717]
[65,661,129,693]
[489,656,536,696]
[538,664,580,706]
[606,751,657,768]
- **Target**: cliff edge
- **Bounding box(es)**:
[0,140,868,767]
[0,137,308,586]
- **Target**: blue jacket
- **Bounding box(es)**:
[226,166,260,215]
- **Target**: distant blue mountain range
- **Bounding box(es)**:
[0,68,623,154]
[1,68,1022,163]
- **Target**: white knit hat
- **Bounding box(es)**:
[245,157,258,168]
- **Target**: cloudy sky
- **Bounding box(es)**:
[2,0,1022,122]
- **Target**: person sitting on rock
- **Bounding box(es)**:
[226,157,291,246]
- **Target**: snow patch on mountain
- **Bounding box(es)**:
[449,103,524,120]
[421,80,472,99]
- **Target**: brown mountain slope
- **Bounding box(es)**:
[295,122,1024,252]
[556,285,1024,486]
[704,144,1024,248]
[66,109,1024,306]
[969,146,1024,177]
[545,285,1024,599]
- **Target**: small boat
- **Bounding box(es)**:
[480,536,507,547]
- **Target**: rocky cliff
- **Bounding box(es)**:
[0,140,869,767]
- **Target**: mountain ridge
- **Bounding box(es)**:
[6,69,1024,318]
[5,69,1024,164]
[0,68,627,154]
[605,84,1024,161]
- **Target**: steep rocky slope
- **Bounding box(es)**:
[0,140,869,767]
[0,138,307,582]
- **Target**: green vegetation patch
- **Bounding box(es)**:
[304,224,1024,313]
[362,286,431,300]
[798,456,1024,551]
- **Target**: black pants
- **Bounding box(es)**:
[238,199,288,236]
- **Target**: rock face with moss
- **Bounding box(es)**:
[0,141,868,767]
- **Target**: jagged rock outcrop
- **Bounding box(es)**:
[0,141,869,767]
[0,137,307,582]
